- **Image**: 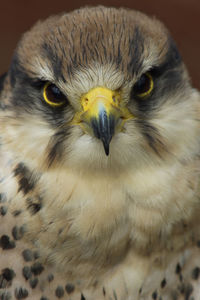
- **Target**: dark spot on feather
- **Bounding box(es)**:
[182,222,188,228]
[152,291,157,299]
[33,251,40,260]
[55,286,64,298]
[0,275,7,289]
[14,163,36,195]
[0,193,7,203]
[2,268,16,281]
[197,240,200,248]
[29,202,41,214]
[184,283,193,300]
[191,267,200,280]
[47,274,54,282]
[14,287,29,299]
[0,291,12,300]
[0,235,16,250]
[19,177,33,194]
[81,294,86,300]
[58,228,64,235]
[0,269,15,289]
[12,225,25,240]
[22,266,32,280]
[102,287,106,296]
[0,206,7,216]
[65,283,75,294]
[12,209,22,217]
[40,297,49,300]
[22,249,34,262]
[31,262,44,276]
[161,278,166,288]
[29,277,38,289]
[175,263,182,274]
[26,196,42,215]
[178,283,185,294]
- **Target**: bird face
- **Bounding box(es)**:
[71,86,133,155]
[1,7,198,174]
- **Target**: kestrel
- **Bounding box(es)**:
[0,6,200,300]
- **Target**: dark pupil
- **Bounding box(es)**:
[134,74,150,95]
[46,84,66,103]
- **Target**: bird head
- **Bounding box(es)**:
[70,86,133,155]
[0,6,198,173]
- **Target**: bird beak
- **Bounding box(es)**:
[71,87,133,155]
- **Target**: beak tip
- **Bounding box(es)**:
[102,140,110,156]
[105,148,110,156]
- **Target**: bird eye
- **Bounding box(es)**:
[132,72,154,98]
[43,82,68,107]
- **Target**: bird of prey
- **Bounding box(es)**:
[0,5,200,300]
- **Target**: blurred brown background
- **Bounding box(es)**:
[0,0,199,88]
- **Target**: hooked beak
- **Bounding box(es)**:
[91,110,115,155]
[71,87,133,155]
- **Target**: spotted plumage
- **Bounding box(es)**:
[0,5,200,300]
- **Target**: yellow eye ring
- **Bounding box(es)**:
[133,72,154,98]
[43,82,67,107]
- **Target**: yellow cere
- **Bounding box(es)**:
[71,86,134,129]
[81,87,121,117]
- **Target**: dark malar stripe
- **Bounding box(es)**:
[136,120,167,157]
[47,130,67,167]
